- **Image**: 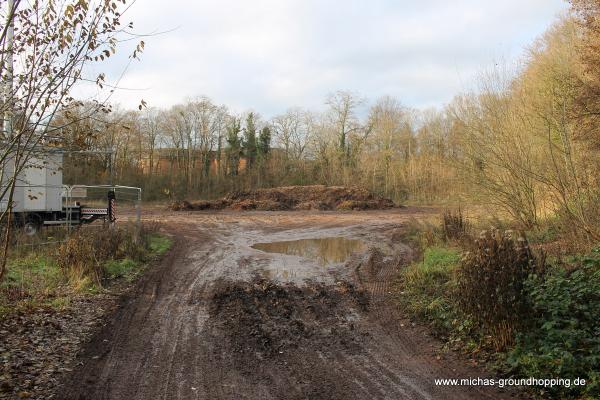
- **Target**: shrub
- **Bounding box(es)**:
[526,221,560,244]
[507,249,600,399]
[555,193,600,247]
[56,223,152,288]
[455,229,545,351]
[56,230,104,286]
[442,208,471,242]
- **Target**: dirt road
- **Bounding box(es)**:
[59,208,516,400]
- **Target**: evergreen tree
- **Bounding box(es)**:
[225,118,242,176]
[243,112,258,167]
[258,126,271,160]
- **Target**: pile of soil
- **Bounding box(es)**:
[171,185,397,211]
[205,278,369,362]
[199,277,371,399]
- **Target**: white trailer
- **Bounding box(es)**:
[0,148,113,235]
[1,150,63,213]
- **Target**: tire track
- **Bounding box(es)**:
[58,209,518,400]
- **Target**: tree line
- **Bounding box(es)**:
[56,1,599,243]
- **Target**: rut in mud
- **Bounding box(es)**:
[58,210,518,400]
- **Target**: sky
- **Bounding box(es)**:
[82,0,569,117]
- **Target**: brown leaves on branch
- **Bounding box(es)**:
[0,0,138,282]
[569,0,600,149]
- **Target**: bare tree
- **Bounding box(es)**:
[366,96,409,197]
[0,0,143,281]
[325,91,365,158]
[271,108,312,160]
[139,107,163,178]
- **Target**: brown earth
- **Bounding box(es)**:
[0,295,119,400]
[57,208,520,400]
[171,185,397,212]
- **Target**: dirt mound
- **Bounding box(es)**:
[199,277,370,399]
[206,278,369,361]
[171,185,397,211]
[170,199,231,211]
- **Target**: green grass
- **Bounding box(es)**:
[0,255,71,317]
[2,254,64,295]
[396,246,465,339]
[0,232,174,319]
[403,246,462,294]
[148,233,172,256]
[421,246,461,269]
[104,258,140,280]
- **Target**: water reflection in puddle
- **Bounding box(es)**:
[252,237,366,266]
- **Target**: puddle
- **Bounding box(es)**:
[252,237,366,266]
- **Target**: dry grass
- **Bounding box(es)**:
[56,222,160,289]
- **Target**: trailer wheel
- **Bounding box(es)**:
[23,215,41,236]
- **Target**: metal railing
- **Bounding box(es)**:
[5,184,142,249]
[63,184,142,227]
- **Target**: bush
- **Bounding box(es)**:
[397,221,599,399]
[56,230,105,286]
[56,223,154,288]
[456,229,545,351]
[442,208,471,242]
[507,249,600,399]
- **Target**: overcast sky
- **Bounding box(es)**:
[85,0,569,117]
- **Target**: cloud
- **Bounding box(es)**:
[79,0,568,117]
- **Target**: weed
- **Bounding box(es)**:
[49,296,71,310]
[56,231,102,287]
[56,224,150,288]
[1,255,63,299]
[1,223,172,322]
[403,217,440,252]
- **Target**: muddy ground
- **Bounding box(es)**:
[58,208,518,399]
[0,294,120,400]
